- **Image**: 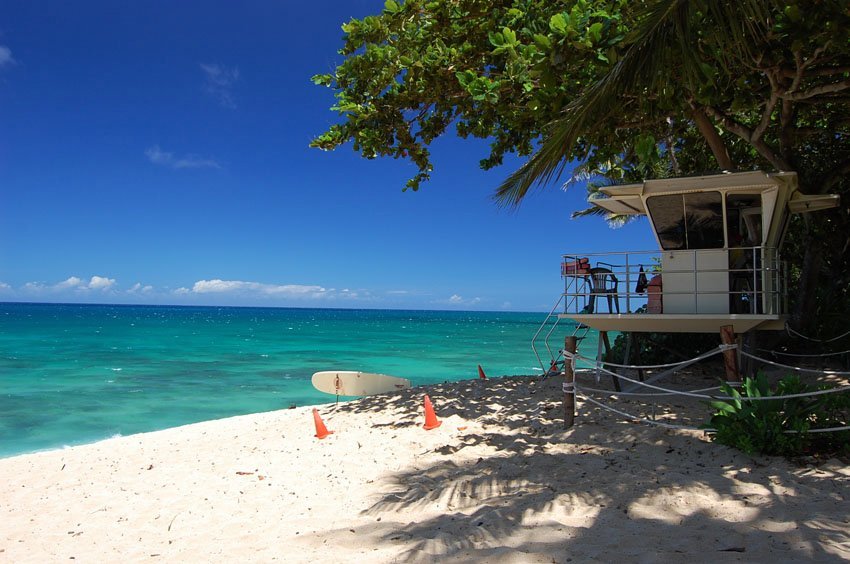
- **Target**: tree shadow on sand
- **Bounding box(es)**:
[324,369,850,562]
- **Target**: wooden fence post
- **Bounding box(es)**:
[720,325,740,382]
[564,336,578,428]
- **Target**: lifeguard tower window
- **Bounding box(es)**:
[646,191,725,250]
[726,194,762,246]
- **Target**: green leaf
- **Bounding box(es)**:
[588,22,603,44]
[634,133,658,163]
[455,70,476,88]
[784,4,801,22]
[533,33,552,50]
[549,13,568,35]
[709,402,738,414]
[311,74,333,87]
[341,20,359,34]
[383,0,400,14]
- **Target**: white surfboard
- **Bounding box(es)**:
[311,371,411,396]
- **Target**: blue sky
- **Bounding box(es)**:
[0,1,656,312]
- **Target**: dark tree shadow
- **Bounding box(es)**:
[315,368,850,561]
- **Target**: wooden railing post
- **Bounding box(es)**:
[564,336,578,428]
[720,325,740,382]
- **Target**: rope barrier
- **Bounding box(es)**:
[787,324,850,344]
[577,355,850,401]
[579,391,850,435]
[555,337,848,434]
[577,384,724,397]
[566,344,733,370]
[754,347,850,358]
[577,392,705,431]
[794,425,850,434]
[581,360,850,400]
[739,350,850,376]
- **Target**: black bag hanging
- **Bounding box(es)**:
[635,265,648,294]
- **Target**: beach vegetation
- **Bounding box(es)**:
[313,0,850,337]
[608,328,719,367]
[705,373,850,458]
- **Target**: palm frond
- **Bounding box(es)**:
[495,0,779,207]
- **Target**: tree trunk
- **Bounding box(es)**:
[790,237,823,334]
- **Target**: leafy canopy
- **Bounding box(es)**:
[312,0,638,192]
[312,0,850,203]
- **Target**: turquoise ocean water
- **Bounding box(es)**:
[0,303,597,458]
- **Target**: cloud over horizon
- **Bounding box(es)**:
[442,294,482,307]
[128,282,154,294]
[145,145,220,169]
[174,279,372,302]
[200,63,239,108]
[21,275,117,294]
[188,279,331,299]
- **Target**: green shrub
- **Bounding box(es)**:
[705,373,850,457]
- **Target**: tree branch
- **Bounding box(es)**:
[688,103,734,170]
[779,78,850,101]
[752,90,779,143]
[703,105,792,170]
[779,65,850,78]
[779,97,794,164]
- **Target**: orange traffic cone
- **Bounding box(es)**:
[423,395,442,430]
[312,408,333,439]
[477,365,487,380]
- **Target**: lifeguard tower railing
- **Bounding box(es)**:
[531,247,786,372]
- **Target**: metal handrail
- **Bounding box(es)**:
[531,294,564,372]
[559,247,785,316]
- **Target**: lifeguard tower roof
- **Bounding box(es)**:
[591,170,838,252]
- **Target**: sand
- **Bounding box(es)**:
[1,372,848,562]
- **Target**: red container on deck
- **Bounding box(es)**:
[561,257,590,276]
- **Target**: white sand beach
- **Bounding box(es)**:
[2,372,848,562]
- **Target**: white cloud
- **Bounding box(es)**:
[441,294,482,307]
[128,283,154,294]
[56,276,84,289]
[88,276,116,291]
[0,46,15,68]
[20,275,116,294]
[190,279,331,299]
[22,281,47,292]
[0,282,11,292]
[200,63,239,108]
[173,287,191,295]
[145,145,220,169]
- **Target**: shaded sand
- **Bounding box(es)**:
[1,373,849,562]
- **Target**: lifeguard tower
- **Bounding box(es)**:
[533,171,839,369]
